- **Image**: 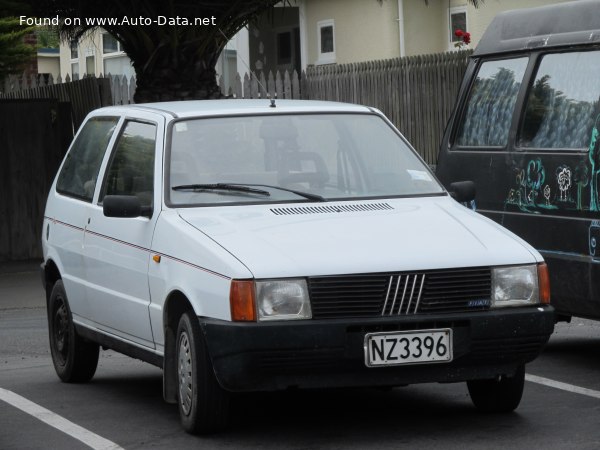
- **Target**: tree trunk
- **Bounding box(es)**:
[132,46,223,103]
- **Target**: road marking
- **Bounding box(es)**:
[526,374,600,400]
[0,387,124,450]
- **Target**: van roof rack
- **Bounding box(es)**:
[474,0,600,57]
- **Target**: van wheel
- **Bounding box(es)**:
[467,365,525,413]
[176,312,230,434]
[48,280,99,382]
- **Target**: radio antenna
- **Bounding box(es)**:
[218,27,275,107]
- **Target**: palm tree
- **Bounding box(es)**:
[20,0,281,102]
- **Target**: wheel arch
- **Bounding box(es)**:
[43,259,62,305]
[162,289,194,404]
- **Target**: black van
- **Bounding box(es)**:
[436,0,600,321]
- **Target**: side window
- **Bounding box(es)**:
[456,58,528,147]
[56,117,119,201]
[518,50,600,149]
[101,121,157,208]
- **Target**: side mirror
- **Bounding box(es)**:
[103,195,151,218]
[449,181,476,203]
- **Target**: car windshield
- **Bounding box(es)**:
[168,113,444,205]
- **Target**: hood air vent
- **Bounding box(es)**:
[271,203,394,216]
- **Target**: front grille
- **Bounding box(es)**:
[309,267,491,319]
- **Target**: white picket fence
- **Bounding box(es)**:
[218,70,302,99]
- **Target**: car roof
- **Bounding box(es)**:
[96,99,373,119]
[473,0,600,57]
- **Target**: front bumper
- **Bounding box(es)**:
[201,306,554,392]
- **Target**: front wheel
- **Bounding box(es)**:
[48,280,99,382]
[177,312,230,434]
[467,365,525,413]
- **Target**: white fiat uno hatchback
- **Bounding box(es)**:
[41,100,554,434]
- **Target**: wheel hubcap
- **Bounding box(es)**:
[52,298,69,366]
[178,331,193,416]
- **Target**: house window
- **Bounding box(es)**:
[70,40,78,59]
[101,32,133,77]
[449,6,468,47]
[102,33,121,54]
[70,40,79,80]
[317,19,335,65]
[86,56,95,76]
[277,31,292,65]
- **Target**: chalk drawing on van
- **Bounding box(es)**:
[556,166,572,202]
[526,159,545,205]
[543,185,551,206]
[506,160,552,211]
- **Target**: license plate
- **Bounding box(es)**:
[364,329,452,367]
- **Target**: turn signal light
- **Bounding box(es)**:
[538,263,550,304]
[230,280,256,321]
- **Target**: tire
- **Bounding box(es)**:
[467,365,525,413]
[176,311,230,435]
[48,280,99,383]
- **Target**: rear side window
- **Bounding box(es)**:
[456,58,528,147]
[518,50,600,149]
[56,117,119,201]
[100,120,157,208]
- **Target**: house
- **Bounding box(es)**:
[59,0,575,88]
[220,0,576,93]
[58,30,134,80]
[37,48,60,80]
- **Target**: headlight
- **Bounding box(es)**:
[491,265,539,307]
[256,279,312,321]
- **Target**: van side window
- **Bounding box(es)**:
[100,121,157,208]
[56,117,119,201]
[518,51,600,149]
[456,58,528,147]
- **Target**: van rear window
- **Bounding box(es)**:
[456,58,528,148]
[518,50,600,150]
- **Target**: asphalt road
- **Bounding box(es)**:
[1,266,600,450]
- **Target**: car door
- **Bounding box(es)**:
[50,116,121,321]
[83,113,163,347]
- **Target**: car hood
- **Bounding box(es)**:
[177,196,540,278]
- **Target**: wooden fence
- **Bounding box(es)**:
[0,99,73,261]
[2,50,472,164]
[1,74,113,130]
[303,51,472,165]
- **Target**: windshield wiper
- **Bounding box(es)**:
[232,183,326,202]
[172,182,326,202]
[172,183,270,197]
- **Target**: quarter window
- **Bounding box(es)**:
[101,121,156,208]
[56,117,119,201]
[518,50,600,149]
[456,58,528,147]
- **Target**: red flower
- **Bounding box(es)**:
[454,29,464,37]
[463,32,471,45]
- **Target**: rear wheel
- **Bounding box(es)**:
[467,365,525,413]
[177,312,230,434]
[48,280,99,382]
